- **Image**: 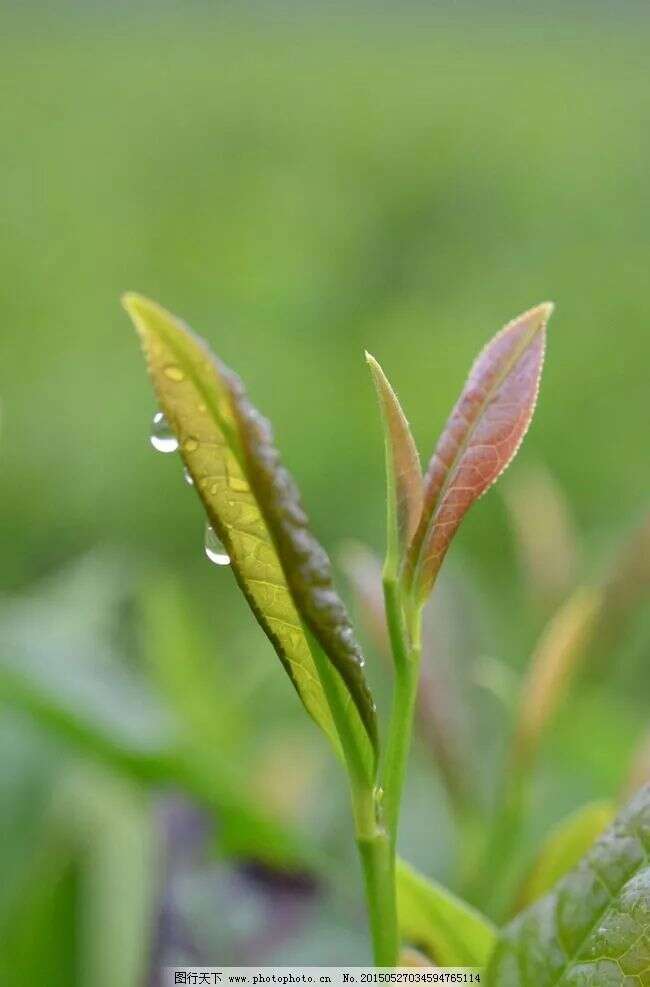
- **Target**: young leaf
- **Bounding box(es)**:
[487,784,650,986]
[514,800,615,911]
[407,303,553,603]
[396,857,497,967]
[123,294,377,778]
[366,353,423,578]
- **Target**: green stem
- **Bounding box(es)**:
[381,577,422,848]
[382,654,420,846]
[355,812,399,965]
[351,784,398,964]
[311,633,399,964]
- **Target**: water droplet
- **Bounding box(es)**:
[163,365,185,382]
[183,467,194,486]
[150,411,179,453]
[228,474,250,493]
[204,523,230,566]
[183,437,199,453]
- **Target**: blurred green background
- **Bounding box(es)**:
[1,2,649,983]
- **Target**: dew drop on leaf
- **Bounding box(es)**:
[150,411,179,453]
[183,467,194,486]
[163,365,185,382]
[204,523,231,566]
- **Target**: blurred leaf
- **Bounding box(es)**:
[61,768,159,987]
[487,784,650,986]
[407,304,552,603]
[396,857,496,966]
[0,639,178,780]
[0,605,318,871]
[124,293,377,781]
[513,586,603,769]
[340,540,389,660]
[366,352,423,579]
[0,765,158,987]
[399,947,434,966]
[502,463,579,610]
[0,840,77,987]
[514,800,615,911]
[623,727,650,802]
[598,511,650,656]
[139,574,249,756]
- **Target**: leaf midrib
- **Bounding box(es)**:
[412,322,542,588]
[155,320,245,470]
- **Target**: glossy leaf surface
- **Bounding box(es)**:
[408,303,552,602]
[124,294,377,775]
[487,784,650,986]
[366,352,423,578]
[396,857,496,966]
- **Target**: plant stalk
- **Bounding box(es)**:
[356,824,399,965]
[351,783,399,965]
[382,651,421,847]
[381,577,422,847]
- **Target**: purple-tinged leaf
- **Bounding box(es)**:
[407,303,553,603]
[366,353,423,578]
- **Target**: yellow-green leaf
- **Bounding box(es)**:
[123,294,377,779]
[366,353,423,580]
[396,857,497,966]
[514,800,615,911]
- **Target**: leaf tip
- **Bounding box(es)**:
[522,300,555,332]
[121,292,160,335]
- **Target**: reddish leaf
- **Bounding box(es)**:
[407,303,553,602]
[366,352,423,578]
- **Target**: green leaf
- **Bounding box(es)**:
[396,857,497,966]
[487,784,650,986]
[407,303,553,603]
[123,293,377,780]
[515,801,615,911]
[366,353,423,580]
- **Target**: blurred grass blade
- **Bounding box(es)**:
[0,644,178,781]
[407,304,552,603]
[0,622,317,870]
[62,769,159,987]
[139,574,250,755]
[123,293,377,780]
[340,540,389,660]
[513,800,615,911]
[513,585,603,770]
[366,352,423,579]
[396,857,496,966]
[502,462,579,610]
[624,728,650,801]
[487,784,650,986]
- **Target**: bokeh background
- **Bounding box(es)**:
[1,2,649,983]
